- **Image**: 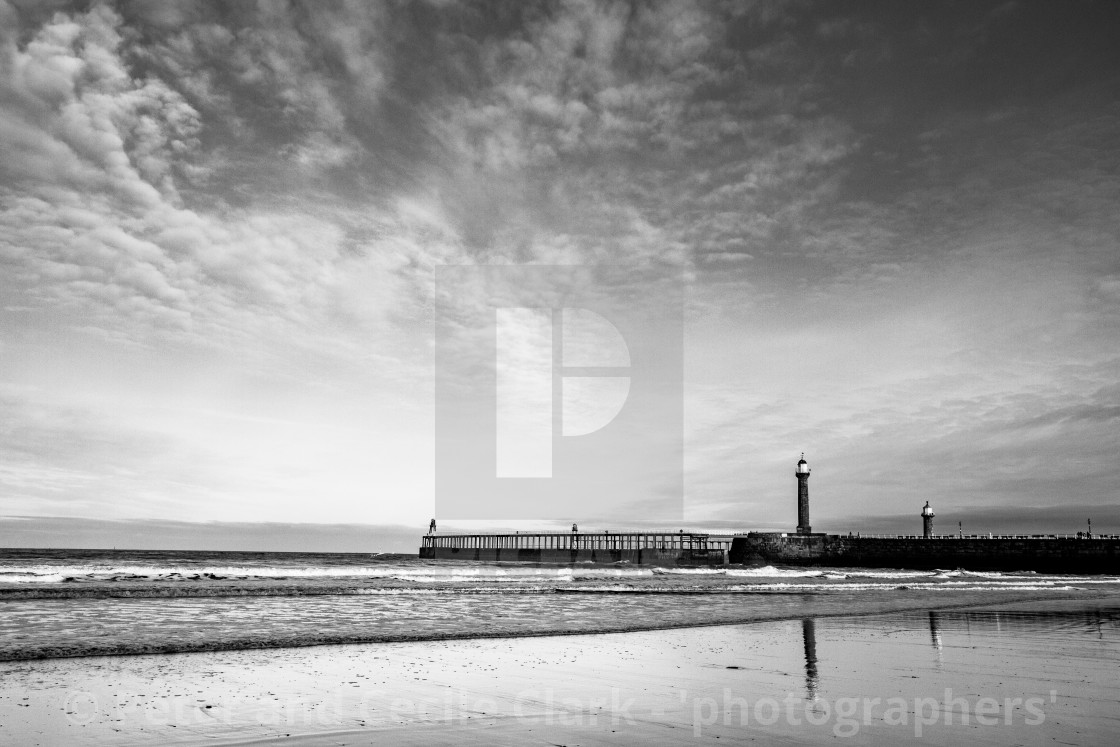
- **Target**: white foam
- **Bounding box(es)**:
[725,566,825,578]
[0,573,67,584]
[843,570,936,579]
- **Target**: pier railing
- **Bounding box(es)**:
[421,532,731,552]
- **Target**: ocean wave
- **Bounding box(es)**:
[651,567,728,575]
[0,573,67,584]
[2,580,1099,600]
[842,570,938,579]
[1,586,1107,662]
[649,566,833,577]
[0,563,673,584]
[716,582,1087,592]
[725,566,825,578]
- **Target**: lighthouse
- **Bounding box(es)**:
[796,454,811,535]
[921,501,935,539]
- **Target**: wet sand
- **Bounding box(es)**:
[2,596,1117,745]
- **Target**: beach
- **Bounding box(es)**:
[2,595,1117,746]
[5,3,1120,745]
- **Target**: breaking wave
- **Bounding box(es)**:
[3,549,1119,662]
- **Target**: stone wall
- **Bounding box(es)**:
[730,533,1120,573]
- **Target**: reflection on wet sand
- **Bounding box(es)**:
[802,617,818,699]
[929,610,943,666]
[788,601,1119,744]
[922,607,1119,637]
[917,606,1119,660]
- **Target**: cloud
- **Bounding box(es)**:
[414,0,864,274]
[0,3,442,356]
[1,2,1118,540]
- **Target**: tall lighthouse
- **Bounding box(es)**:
[921,501,935,539]
[796,454,811,535]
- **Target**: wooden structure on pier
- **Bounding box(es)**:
[419,532,730,566]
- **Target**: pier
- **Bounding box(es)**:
[418,455,1118,572]
[731,532,1120,573]
[419,532,731,566]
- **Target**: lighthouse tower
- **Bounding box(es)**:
[795,454,811,535]
[921,501,935,539]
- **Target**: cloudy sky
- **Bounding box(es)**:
[1,1,1118,551]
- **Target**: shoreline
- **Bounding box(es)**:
[3,588,1113,663]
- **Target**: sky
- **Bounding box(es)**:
[1,1,1118,552]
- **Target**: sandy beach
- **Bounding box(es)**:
[2,595,1117,746]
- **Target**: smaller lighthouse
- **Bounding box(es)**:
[921,501,935,539]
[796,454,811,535]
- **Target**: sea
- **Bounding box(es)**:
[3,548,1120,662]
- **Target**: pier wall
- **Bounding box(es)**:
[730,533,1120,573]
